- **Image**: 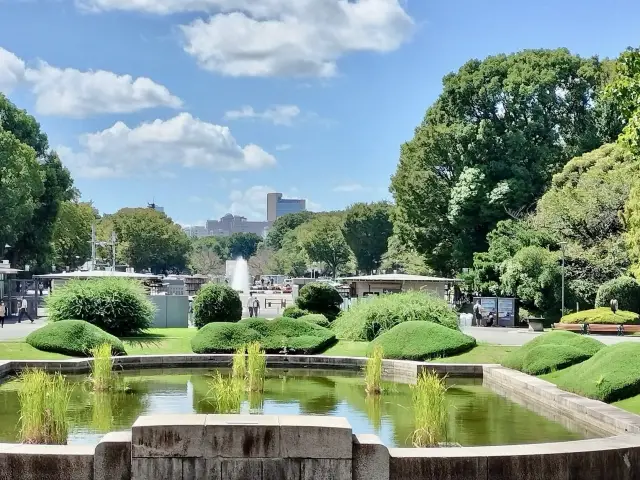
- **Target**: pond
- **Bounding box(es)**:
[0,368,595,447]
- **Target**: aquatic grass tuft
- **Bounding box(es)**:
[206,372,244,413]
[18,369,72,444]
[365,345,383,395]
[90,343,127,392]
[232,346,247,381]
[411,370,448,447]
[246,342,266,393]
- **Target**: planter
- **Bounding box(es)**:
[528,320,544,332]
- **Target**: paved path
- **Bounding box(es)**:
[461,326,640,346]
[0,316,46,340]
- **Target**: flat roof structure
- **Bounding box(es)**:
[35,271,162,280]
[338,273,461,283]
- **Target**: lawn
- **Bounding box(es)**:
[431,344,517,364]
[613,394,640,414]
[321,341,369,357]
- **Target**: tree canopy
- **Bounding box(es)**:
[52,201,97,271]
[342,202,393,273]
[265,211,315,250]
[298,215,351,278]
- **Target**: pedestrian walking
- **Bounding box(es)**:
[247,293,255,317]
[17,297,33,323]
[253,295,260,317]
[0,301,5,328]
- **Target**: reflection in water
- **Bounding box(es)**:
[0,368,596,446]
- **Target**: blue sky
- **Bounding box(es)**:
[1,0,639,226]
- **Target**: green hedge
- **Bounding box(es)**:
[502,331,603,373]
[282,306,310,319]
[367,321,476,360]
[560,308,639,325]
[26,320,126,357]
[520,345,594,375]
[191,317,336,354]
[296,283,343,321]
[298,313,330,328]
[45,278,154,336]
[595,277,640,313]
[193,283,242,328]
[543,343,640,402]
[331,291,459,341]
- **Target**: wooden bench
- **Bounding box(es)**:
[622,324,640,335]
[587,324,622,335]
[553,323,585,333]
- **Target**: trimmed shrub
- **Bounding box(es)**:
[296,282,343,320]
[299,313,330,328]
[331,291,459,341]
[193,283,242,328]
[595,277,640,313]
[544,343,640,402]
[502,331,603,372]
[521,345,593,375]
[367,321,476,360]
[191,317,336,354]
[283,306,310,319]
[560,308,639,325]
[26,320,126,357]
[45,278,154,336]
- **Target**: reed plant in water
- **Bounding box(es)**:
[206,372,244,414]
[246,342,266,393]
[18,369,72,444]
[411,370,448,447]
[232,346,247,381]
[365,345,383,395]
[90,343,125,392]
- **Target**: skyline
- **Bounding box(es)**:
[1,0,640,227]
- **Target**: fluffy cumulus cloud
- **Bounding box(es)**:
[58,113,276,179]
[224,105,300,126]
[0,47,181,117]
[77,0,414,77]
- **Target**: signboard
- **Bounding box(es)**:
[473,297,517,327]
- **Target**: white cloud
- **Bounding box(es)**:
[0,48,25,93]
[0,47,181,117]
[275,144,292,151]
[58,113,276,179]
[333,183,367,192]
[224,105,300,126]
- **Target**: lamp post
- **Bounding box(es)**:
[559,242,567,316]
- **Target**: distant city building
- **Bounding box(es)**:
[148,202,165,213]
[206,214,270,237]
[267,193,306,222]
[183,226,208,238]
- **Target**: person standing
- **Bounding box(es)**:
[247,293,255,318]
[17,297,33,323]
[0,301,5,328]
[253,295,260,317]
[473,300,483,327]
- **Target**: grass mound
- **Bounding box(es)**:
[543,343,640,402]
[502,331,603,372]
[331,291,459,341]
[191,317,336,354]
[26,320,126,357]
[282,306,310,319]
[367,321,476,361]
[521,345,593,375]
[298,314,330,328]
[560,308,639,325]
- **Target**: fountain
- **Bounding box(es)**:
[231,257,250,293]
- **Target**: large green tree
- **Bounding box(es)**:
[342,202,393,273]
[227,232,262,260]
[271,230,309,277]
[299,216,352,279]
[51,201,97,270]
[380,234,432,275]
[391,49,620,274]
[265,211,315,250]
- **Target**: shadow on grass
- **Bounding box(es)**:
[121,332,171,349]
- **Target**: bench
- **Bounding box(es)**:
[622,324,640,335]
[587,324,622,335]
[552,323,585,333]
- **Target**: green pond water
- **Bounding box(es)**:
[0,368,594,447]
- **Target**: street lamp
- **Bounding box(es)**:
[559,242,567,316]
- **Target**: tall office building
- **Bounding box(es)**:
[267,193,306,222]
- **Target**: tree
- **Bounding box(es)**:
[391,49,620,274]
[342,202,393,273]
[380,234,432,275]
[103,208,191,273]
[298,216,352,278]
[624,181,640,277]
[189,242,225,276]
[271,230,309,276]
[191,237,228,262]
[0,129,43,253]
[248,244,276,278]
[227,232,262,260]
[52,201,96,270]
[265,211,315,250]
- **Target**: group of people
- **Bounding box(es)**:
[0,298,34,328]
[473,301,495,327]
[246,293,261,318]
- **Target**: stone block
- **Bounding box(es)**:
[279,415,352,459]
[131,458,183,480]
[389,449,487,480]
[132,414,206,458]
[221,459,263,480]
[300,459,352,480]
[94,431,132,480]
[0,444,94,480]
[263,459,301,480]
[352,434,389,480]
[182,458,221,480]
[204,414,280,458]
